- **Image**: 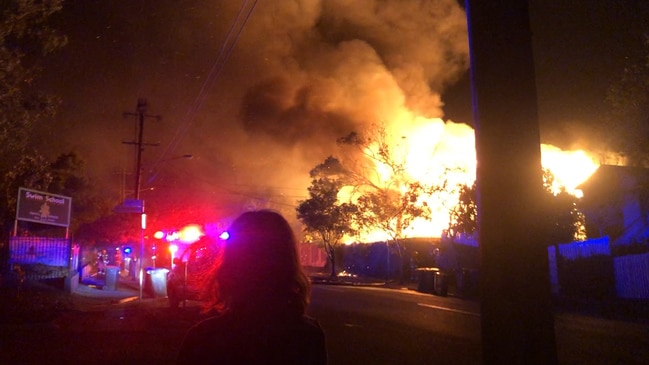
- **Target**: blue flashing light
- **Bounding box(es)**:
[123,246,132,254]
[219,231,230,240]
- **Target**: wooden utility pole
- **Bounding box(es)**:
[465,1,558,364]
[122,98,160,300]
[122,98,160,199]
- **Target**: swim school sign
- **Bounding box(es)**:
[16,188,72,228]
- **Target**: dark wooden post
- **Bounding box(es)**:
[465,1,558,364]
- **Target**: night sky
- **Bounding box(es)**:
[31,0,649,218]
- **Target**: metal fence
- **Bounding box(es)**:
[614,253,649,299]
[9,236,74,280]
[556,236,611,260]
[549,237,649,299]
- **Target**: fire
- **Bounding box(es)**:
[540,144,599,196]
[343,117,600,242]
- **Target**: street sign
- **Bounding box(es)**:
[114,199,144,214]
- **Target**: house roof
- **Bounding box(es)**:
[578,165,649,205]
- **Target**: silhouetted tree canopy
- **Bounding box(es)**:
[0,0,67,238]
[297,177,358,277]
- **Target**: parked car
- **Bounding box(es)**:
[166,236,218,308]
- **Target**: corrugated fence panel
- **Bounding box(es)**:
[299,244,327,268]
[614,253,649,299]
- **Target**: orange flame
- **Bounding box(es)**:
[342,117,599,242]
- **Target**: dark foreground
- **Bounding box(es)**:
[1,277,648,365]
[0,279,199,365]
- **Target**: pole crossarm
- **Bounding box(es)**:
[122,98,161,200]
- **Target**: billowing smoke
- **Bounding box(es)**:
[37,0,470,219]
[238,0,468,137]
[206,0,470,208]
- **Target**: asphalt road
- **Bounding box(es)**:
[309,285,482,365]
[309,285,649,365]
[1,282,648,365]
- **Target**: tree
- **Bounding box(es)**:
[48,152,114,234]
[0,0,67,236]
[296,177,358,277]
[75,212,141,246]
[448,182,477,237]
[355,182,431,281]
[336,127,408,191]
[2,152,54,236]
[447,170,586,246]
[335,126,436,280]
[0,0,66,154]
[542,169,587,243]
[5,152,111,238]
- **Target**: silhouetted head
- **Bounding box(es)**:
[205,210,310,316]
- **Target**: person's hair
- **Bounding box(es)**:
[202,210,311,316]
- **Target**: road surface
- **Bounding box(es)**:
[308,285,649,365]
[1,283,647,364]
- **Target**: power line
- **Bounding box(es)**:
[154,0,259,167]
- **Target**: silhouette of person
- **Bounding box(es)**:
[176,210,327,365]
